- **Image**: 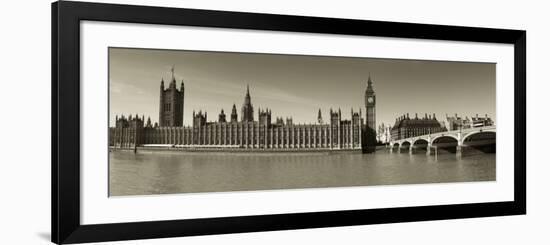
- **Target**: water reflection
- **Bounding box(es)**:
[109,150,495,196]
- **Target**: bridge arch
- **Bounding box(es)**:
[431,135,459,154]
[462,129,497,144]
[390,142,400,151]
[411,138,429,154]
[412,138,429,146]
[462,131,496,153]
[431,135,459,145]
[412,139,429,148]
[396,141,411,153]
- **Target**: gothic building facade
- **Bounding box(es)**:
[390,113,447,140]
[446,113,494,131]
[110,71,375,151]
[159,67,185,127]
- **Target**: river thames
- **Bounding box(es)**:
[109,149,495,196]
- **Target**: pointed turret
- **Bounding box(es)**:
[241,85,254,122]
[219,109,227,123]
[169,65,177,89]
[366,73,374,92]
[244,84,251,104]
[171,65,175,80]
[230,103,238,123]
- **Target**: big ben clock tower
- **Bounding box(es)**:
[365,75,376,131]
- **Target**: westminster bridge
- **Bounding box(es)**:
[388,125,496,157]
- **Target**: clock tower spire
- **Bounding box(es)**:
[365,74,376,131]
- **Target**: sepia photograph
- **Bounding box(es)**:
[108,47,496,196]
[46,2,530,244]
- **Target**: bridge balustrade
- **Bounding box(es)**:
[388,126,496,157]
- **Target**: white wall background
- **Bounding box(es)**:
[0,0,547,244]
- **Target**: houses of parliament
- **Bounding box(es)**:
[109,69,377,152]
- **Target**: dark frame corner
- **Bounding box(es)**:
[52,1,526,244]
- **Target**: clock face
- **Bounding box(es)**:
[367,97,374,103]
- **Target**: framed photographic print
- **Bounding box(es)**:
[52,1,526,244]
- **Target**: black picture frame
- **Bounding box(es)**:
[52,1,526,244]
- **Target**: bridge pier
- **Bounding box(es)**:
[456,132,463,159]
[409,146,413,155]
[456,145,462,158]
[426,145,431,156]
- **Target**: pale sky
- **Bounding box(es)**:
[109,47,496,128]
